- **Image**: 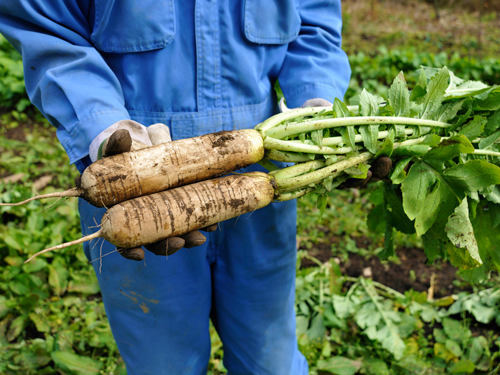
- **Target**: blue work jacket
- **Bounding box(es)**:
[0,0,350,173]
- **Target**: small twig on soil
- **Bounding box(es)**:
[1,173,25,184]
[32,175,53,191]
[428,273,436,301]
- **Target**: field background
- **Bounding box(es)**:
[1,0,500,374]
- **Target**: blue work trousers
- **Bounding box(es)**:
[80,164,308,375]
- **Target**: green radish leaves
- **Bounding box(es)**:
[262,66,500,274]
[388,71,410,117]
[419,66,449,120]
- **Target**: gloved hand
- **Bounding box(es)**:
[89,120,217,261]
[279,98,393,188]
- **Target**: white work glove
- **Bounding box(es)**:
[278,97,333,113]
[89,120,217,261]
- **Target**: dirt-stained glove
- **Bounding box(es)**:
[280,98,393,189]
[89,120,217,261]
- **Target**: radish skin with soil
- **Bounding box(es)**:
[1,129,265,208]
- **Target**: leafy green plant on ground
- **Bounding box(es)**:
[294,252,500,375]
[0,36,29,112]
[347,48,500,101]
[0,123,126,374]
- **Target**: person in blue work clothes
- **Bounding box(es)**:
[0,1,350,373]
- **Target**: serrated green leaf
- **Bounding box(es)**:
[7,315,27,341]
[316,356,362,375]
[445,339,463,357]
[379,103,395,117]
[469,336,487,364]
[307,314,326,341]
[29,312,50,333]
[443,159,500,193]
[358,125,380,154]
[390,157,412,184]
[445,81,492,100]
[434,342,456,362]
[480,185,500,204]
[365,323,405,359]
[389,71,410,117]
[449,358,475,373]
[311,129,323,148]
[484,109,500,135]
[375,129,395,158]
[471,205,500,275]
[299,132,306,143]
[448,107,473,132]
[384,185,415,234]
[361,358,390,375]
[442,318,465,341]
[379,221,394,260]
[478,129,500,149]
[360,89,380,116]
[477,91,500,111]
[457,265,488,283]
[392,124,407,138]
[488,203,500,228]
[435,99,465,122]
[369,185,384,205]
[471,303,496,324]
[339,127,356,150]
[422,135,475,171]
[458,116,487,141]
[401,162,437,220]
[422,134,442,147]
[48,264,69,296]
[333,97,351,118]
[420,67,449,120]
[317,194,328,217]
[22,258,47,274]
[415,180,446,236]
[344,163,369,179]
[433,328,447,344]
[51,351,103,375]
[392,144,429,158]
[333,295,354,319]
[446,198,482,266]
[410,69,427,101]
[367,205,386,234]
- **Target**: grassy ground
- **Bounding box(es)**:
[342,0,500,58]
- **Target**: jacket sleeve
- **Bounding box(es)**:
[0,0,130,172]
[277,0,351,108]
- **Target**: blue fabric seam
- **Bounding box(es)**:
[213,2,222,110]
[195,1,204,112]
[79,110,130,127]
[243,0,299,45]
[94,37,174,53]
[63,110,129,164]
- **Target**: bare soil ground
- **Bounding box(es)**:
[342,0,500,57]
[301,238,467,299]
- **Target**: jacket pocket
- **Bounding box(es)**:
[243,0,301,45]
[91,0,175,53]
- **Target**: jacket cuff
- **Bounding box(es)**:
[59,111,130,168]
[283,83,344,109]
